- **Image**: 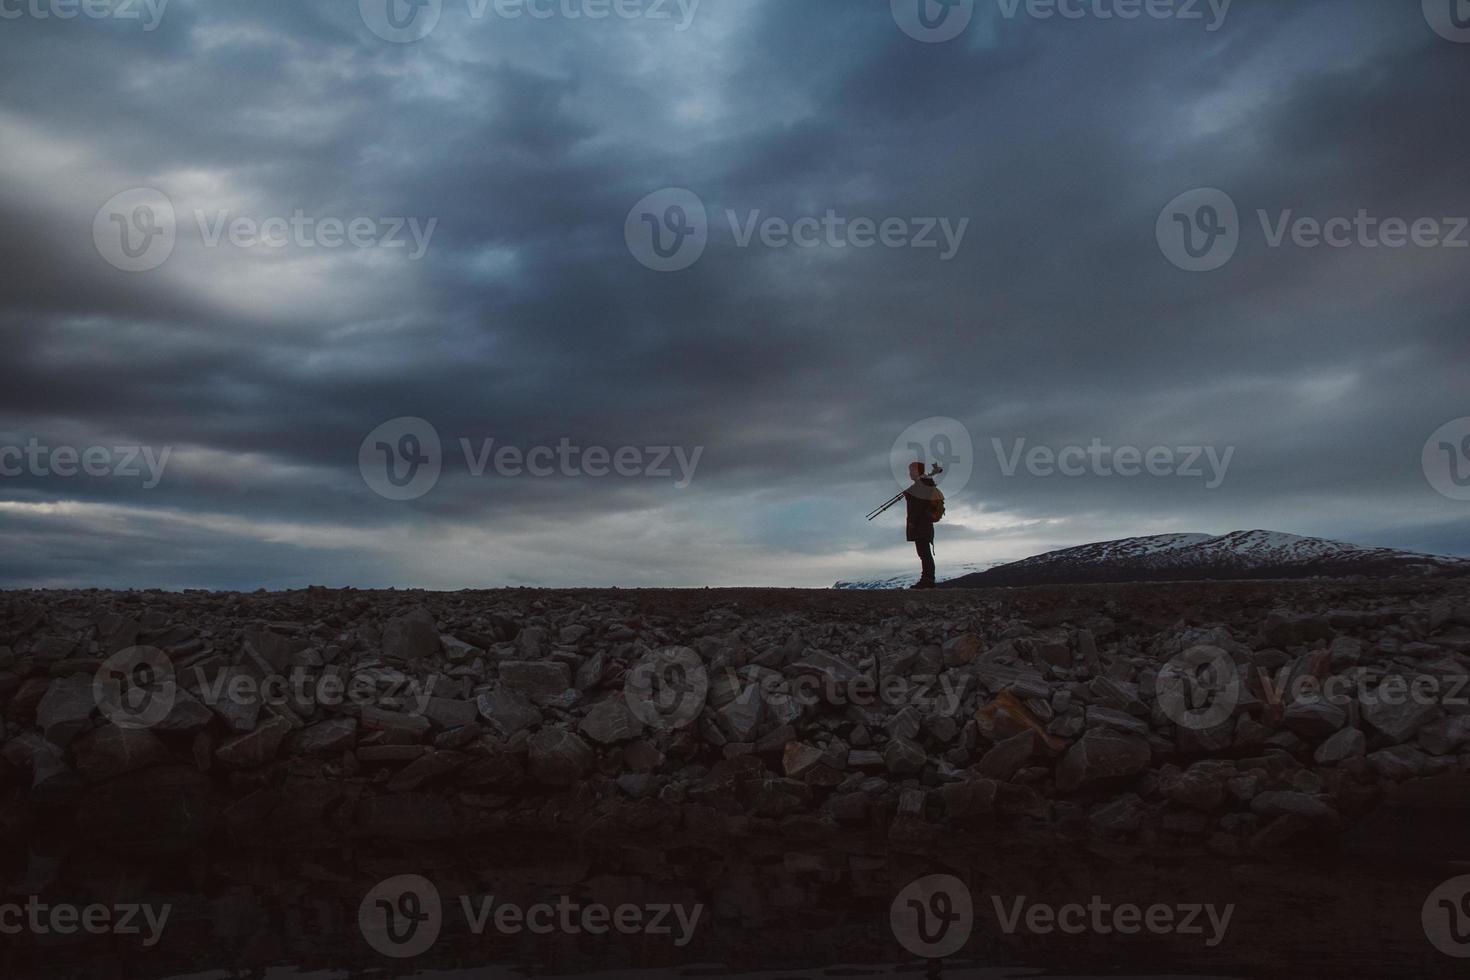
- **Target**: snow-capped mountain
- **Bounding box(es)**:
[934,531,1470,588]
[834,562,994,590]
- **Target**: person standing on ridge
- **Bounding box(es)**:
[903,460,942,589]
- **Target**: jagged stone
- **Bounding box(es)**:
[381,609,440,661]
[1313,726,1365,765]
[1055,728,1151,793]
[499,661,571,698]
[73,724,172,782]
[36,675,96,747]
[215,715,292,770]
[579,696,640,744]
[477,688,542,735]
[975,731,1035,780]
[289,717,358,756]
[782,741,824,777]
[1284,701,1346,739]
[527,728,594,786]
[1250,791,1337,822]
[1361,687,1439,744]
[882,736,927,774]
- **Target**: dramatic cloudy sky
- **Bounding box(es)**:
[0,0,1466,589]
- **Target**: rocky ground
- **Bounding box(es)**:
[3,579,1470,857]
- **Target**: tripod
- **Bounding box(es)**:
[865,463,943,521]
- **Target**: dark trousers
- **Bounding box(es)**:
[915,538,935,583]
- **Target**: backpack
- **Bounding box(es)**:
[928,487,945,523]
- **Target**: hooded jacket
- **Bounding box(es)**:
[904,477,938,543]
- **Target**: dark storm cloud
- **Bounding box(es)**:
[0,0,1466,588]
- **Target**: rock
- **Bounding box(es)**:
[886,706,922,740]
[1032,633,1071,669]
[477,688,542,736]
[527,729,594,786]
[360,705,431,735]
[517,626,550,658]
[381,609,440,662]
[499,661,571,698]
[882,736,927,774]
[1367,745,1450,781]
[1314,726,1366,765]
[205,667,262,733]
[783,741,825,778]
[1284,701,1346,739]
[1085,705,1150,736]
[579,696,640,744]
[288,718,358,756]
[1262,611,1334,648]
[559,624,590,645]
[624,740,664,772]
[1054,728,1151,793]
[73,724,172,782]
[941,633,983,668]
[36,675,96,747]
[1361,686,1440,743]
[460,748,523,787]
[214,715,292,770]
[423,697,478,730]
[937,778,998,819]
[1161,765,1226,810]
[1090,793,1145,833]
[975,731,1035,780]
[1418,714,1470,756]
[154,689,214,733]
[243,630,293,672]
[439,635,479,662]
[718,691,764,742]
[388,749,468,792]
[1250,791,1337,822]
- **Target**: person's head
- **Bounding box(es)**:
[908,461,924,481]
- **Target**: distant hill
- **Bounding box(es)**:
[935,530,1470,588]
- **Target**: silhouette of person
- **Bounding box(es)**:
[904,461,938,589]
